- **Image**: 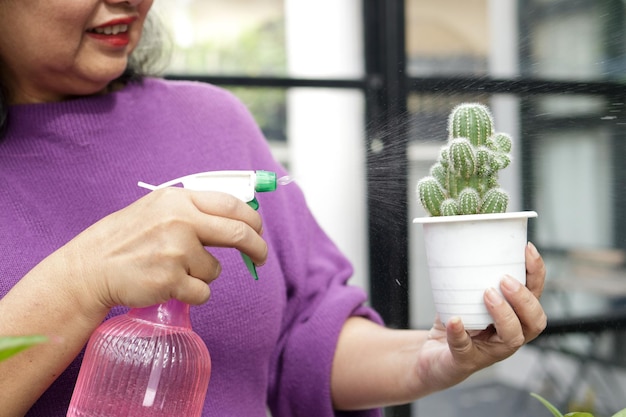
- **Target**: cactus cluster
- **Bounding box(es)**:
[417,103,512,216]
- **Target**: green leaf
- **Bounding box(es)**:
[0,335,48,362]
[564,413,594,417]
[612,409,626,417]
[530,392,564,417]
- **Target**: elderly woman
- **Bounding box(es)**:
[0,1,546,416]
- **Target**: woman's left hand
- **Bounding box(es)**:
[331,242,546,410]
[414,241,547,393]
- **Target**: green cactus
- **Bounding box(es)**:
[417,177,446,216]
[417,103,511,216]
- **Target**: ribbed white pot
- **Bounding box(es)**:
[413,211,538,330]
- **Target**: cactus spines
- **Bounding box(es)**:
[440,199,460,216]
[448,138,476,181]
[475,147,493,178]
[417,177,445,217]
[458,188,480,215]
[416,103,512,216]
[491,132,512,153]
[449,102,494,147]
[481,188,509,213]
[430,163,446,187]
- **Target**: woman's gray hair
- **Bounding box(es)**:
[127,9,172,78]
[0,9,171,138]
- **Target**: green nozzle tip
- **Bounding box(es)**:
[255,170,277,193]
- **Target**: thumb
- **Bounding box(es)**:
[445,317,474,359]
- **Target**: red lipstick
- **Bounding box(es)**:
[86,17,137,48]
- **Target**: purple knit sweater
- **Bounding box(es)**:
[0,78,383,417]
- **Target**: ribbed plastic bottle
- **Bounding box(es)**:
[66,300,211,416]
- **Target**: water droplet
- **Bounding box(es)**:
[370,137,385,154]
[278,176,295,186]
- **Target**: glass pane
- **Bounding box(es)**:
[406,0,489,77]
[155,0,363,79]
[521,0,626,81]
[521,94,621,324]
[407,92,491,142]
[522,95,615,251]
[155,0,286,76]
[532,128,613,249]
[406,0,626,81]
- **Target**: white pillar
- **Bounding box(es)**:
[284,0,368,290]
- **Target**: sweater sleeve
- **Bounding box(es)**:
[262,167,384,417]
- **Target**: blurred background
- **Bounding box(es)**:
[154,1,626,416]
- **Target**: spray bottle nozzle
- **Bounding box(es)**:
[138,170,279,280]
[254,170,277,193]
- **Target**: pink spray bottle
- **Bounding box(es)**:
[66,170,278,416]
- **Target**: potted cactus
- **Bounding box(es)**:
[413,103,537,330]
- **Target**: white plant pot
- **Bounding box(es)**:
[413,211,538,330]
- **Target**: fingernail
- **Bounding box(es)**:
[446,316,464,332]
[485,287,503,306]
[501,275,521,292]
[527,241,539,258]
[448,316,461,327]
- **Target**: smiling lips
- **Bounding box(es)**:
[86,18,135,47]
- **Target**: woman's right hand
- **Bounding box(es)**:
[59,187,267,316]
[0,187,265,416]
